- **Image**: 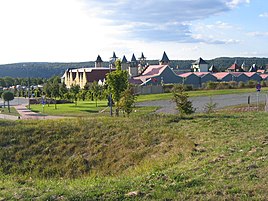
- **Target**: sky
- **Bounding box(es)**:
[0,0,267,64]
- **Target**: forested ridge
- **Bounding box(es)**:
[0,57,267,78]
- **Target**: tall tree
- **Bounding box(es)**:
[2,91,14,113]
[106,60,129,116]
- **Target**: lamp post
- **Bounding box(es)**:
[23,64,30,109]
[109,61,113,116]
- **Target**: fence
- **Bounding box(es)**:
[134,85,164,95]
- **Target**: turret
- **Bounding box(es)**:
[121,55,129,71]
[129,53,138,77]
[110,52,118,68]
[95,55,103,68]
[159,51,170,65]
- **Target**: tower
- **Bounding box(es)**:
[95,55,103,68]
[129,53,138,77]
[121,55,129,71]
[159,51,170,65]
[139,52,146,66]
[110,52,118,68]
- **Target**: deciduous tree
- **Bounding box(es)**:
[106,60,129,116]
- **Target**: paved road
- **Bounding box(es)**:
[0,98,64,120]
[137,92,267,114]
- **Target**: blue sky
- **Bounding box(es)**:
[0,0,267,64]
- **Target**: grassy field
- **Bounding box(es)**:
[0,109,267,200]
[0,106,20,116]
[29,87,267,117]
[137,87,268,102]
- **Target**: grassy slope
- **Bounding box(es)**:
[0,111,267,200]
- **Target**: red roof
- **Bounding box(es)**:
[178,72,192,78]
[213,72,230,80]
[230,72,244,77]
[134,65,168,82]
[260,74,268,79]
[244,72,257,78]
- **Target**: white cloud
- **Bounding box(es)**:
[259,12,268,18]
[247,32,268,37]
[226,0,250,9]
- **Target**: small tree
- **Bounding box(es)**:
[2,91,14,113]
[70,85,80,106]
[119,87,136,117]
[172,84,195,118]
[91,81,102,107]
[204,97,217,115]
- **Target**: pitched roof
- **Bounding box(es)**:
[213,72,231,80]
[122,55,128,63]
[244,72,259,78]
[209,64,218,72]
[228,63,240,70]
[95,55,103,62]
[192,57,208,65]
[260,74,268,79]
[160,51,170,63]
[85,69,115,83]
[193,72,213,77]
[133,65,168,82]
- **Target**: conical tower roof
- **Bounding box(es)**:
[139,52,146,60]
[122,55,128,63]
[131,53,137,62]
[160,51,170,63]
[95,55,103,62]
[111,52,118,60]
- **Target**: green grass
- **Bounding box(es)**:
[29,100,109,117]
[137,87,268,102]
[0,109,267,200]
[28,87,267,118]
[0,106,20,116]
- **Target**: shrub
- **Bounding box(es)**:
[247,80,257,88]
[172,84,195,117]
[238,81,245,88]
[206,81,218,90]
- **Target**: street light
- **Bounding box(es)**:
[109,61,113,116]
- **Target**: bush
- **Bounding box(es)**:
[206,81,218,90]
[238,81,245,88]
[247,80,257,88]
[163,84,174,93]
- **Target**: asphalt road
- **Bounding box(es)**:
[0,97,29,106]
[137,92,268,114]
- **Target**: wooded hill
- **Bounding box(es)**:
[0,57,267,78]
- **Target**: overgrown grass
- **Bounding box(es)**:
[0,110,267,200]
